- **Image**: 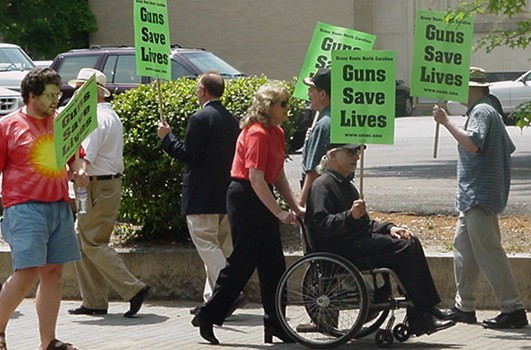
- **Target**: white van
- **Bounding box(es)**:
[0,43,36,116]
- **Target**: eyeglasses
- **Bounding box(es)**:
[42,92,63,100]
[279,100,289,108]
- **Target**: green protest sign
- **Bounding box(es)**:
[134,0,171,80]
[293,21,376,100]
[330,50,396,145]
[53,74,98,170]
[411,10,474,103]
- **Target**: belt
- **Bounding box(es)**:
[89,174,121,181]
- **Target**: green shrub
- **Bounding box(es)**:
[112,75,306,243]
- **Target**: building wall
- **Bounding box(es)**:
[88,0,531,83]
[89,0,356,80]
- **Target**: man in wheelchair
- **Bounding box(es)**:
[304,143,456,336]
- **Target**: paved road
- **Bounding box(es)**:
[4,299,530,349]
[286,115,531,215]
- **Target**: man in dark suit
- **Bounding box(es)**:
[157,71,247,315]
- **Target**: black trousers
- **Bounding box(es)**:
[337,234,441,310]
[200,180,286,327]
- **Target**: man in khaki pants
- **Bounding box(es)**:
[68,68,149,318]
[158,71,247,315]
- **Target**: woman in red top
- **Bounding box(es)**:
[192,83,304,345]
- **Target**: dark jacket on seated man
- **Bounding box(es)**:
[305,153,455,335]
[305,169,394,263]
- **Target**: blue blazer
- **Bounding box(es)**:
[161,100,240,215]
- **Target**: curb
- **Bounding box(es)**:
[1,247,529,309]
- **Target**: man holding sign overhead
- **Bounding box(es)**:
[433,67,528,329]
[0,68,87,350]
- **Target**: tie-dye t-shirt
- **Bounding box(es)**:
[0,109,73,208]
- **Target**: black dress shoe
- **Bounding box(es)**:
[447,307,477,324]
[68,306,107,315]
[409,310,455,335]
[192,313,219,344]
[428,307,460,320]
[482,309,528,329]
[264,326,295,343]
[425,314,456,334]
[124,285,150,318]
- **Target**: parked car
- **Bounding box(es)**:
[0,86,24,117]
[34,60,53,68]
[395,79,414,117]
[446,69,531,125]
[50,45,246,106]
[0,43,36,116]
[288,80,415,152]
[0,43,36,90]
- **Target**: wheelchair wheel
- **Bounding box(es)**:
[275,253,369,349]
[354,308,390,339]
[355,277,392,339]
[375,329,394,348]
[393,323,410,342]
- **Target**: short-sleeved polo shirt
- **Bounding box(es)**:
[231,122,285,184]
[456,97,516,213]
[301,106,330,174]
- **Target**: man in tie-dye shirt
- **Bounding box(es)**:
[0,68,88,350]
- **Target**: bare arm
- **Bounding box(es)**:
[433,105,479,153]
[68,156,89,187]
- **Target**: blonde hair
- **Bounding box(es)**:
[240,82,289,128]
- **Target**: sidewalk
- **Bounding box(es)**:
[3,299,530,349]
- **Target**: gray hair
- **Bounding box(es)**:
[316,152,331,174]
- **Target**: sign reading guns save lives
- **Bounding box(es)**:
[293,22,375,100]
[134,0,171,80]
[411,10,474,103]
[331,51,396,145]
[53,74,98,170]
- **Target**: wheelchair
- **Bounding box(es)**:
[275,218,417,349]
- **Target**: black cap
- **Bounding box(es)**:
[327,143,366,151]
[303,68,331,95]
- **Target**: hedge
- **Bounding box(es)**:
[112,75,306,243]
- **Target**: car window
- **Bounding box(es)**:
[180,51,242,77]
[0,47,35,72]
[56,55,99,83]
[171,58,196,79]
[104,54,142,84]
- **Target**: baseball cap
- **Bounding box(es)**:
[303,68,331,95]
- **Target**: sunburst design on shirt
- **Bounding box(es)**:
[29,133,66,179]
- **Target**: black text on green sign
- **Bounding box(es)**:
[139,6,168,65]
